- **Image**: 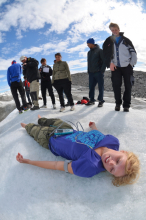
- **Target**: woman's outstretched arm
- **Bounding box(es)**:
[16,153,73,174]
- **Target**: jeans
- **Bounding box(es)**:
[89,71,104,102]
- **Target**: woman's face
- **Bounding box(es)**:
[101,149,128,177]
[55,55,61,62]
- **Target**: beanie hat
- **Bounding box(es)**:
[87,38,95,44]
[11,60,16,65]
[20,56,26,62]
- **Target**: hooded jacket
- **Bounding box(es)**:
[102,32,137,68]
[23,57,39,83]
[87,44,106,73]
[7,63,22,86]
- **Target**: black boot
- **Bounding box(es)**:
[115,104,120,111]
[98,101,104,107]
[123,108,129,112]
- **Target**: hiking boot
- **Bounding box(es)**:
[19,110,23,114]
[65,102,70,107]
[98,101,104,107]
[23,107,29,111]
[60,107,65,112]
[115,105,121,111]
[123,108,129,112]
[85,101,95,106]
[40,105,47,108]
[70,106,75,111]
[53,104,56,109]
[31,106,40,110]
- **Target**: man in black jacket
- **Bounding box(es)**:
[20,56,40,110]
[39,58,56,109]
[102,23,137,112]
[86,38,106,107]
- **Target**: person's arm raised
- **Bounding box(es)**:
[16,153,73,174]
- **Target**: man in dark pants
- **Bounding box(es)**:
[20,56,40,110]
[7,60,28,114]
[39,58,56,109]
[103,22,137,112]
[111,65,133,111]
[86,38,106,107]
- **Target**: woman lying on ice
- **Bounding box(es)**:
[16,115,140,187]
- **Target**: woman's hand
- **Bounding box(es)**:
[89,122,97,130]
[16,153,29,164]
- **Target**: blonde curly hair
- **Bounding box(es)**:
[112,152,140,187]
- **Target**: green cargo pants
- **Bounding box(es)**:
[25,117,73,149]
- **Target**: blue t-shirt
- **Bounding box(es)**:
[115,36,121,44]
[49,130,119,178]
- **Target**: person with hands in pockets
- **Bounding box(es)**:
[103,23,137,112]
[86,38,106,108]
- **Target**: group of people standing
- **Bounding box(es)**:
[7,53,75,113]
[7,22,137,114]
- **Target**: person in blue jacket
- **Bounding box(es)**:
[7,60,29,114]
[16,115,140,187]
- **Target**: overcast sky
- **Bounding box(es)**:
[0,0,146,92]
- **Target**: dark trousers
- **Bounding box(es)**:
[53,79,74,107]
[89,71,104,102]
[26,90,32,104]
[41,80,55,105]
[11,80,27,111]
[111,64,133,108]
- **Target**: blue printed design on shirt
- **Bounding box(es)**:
[65,130,105,149]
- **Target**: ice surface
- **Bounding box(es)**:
[0,97,146,220]
[0,91,13,101]
[0,90,15,122]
